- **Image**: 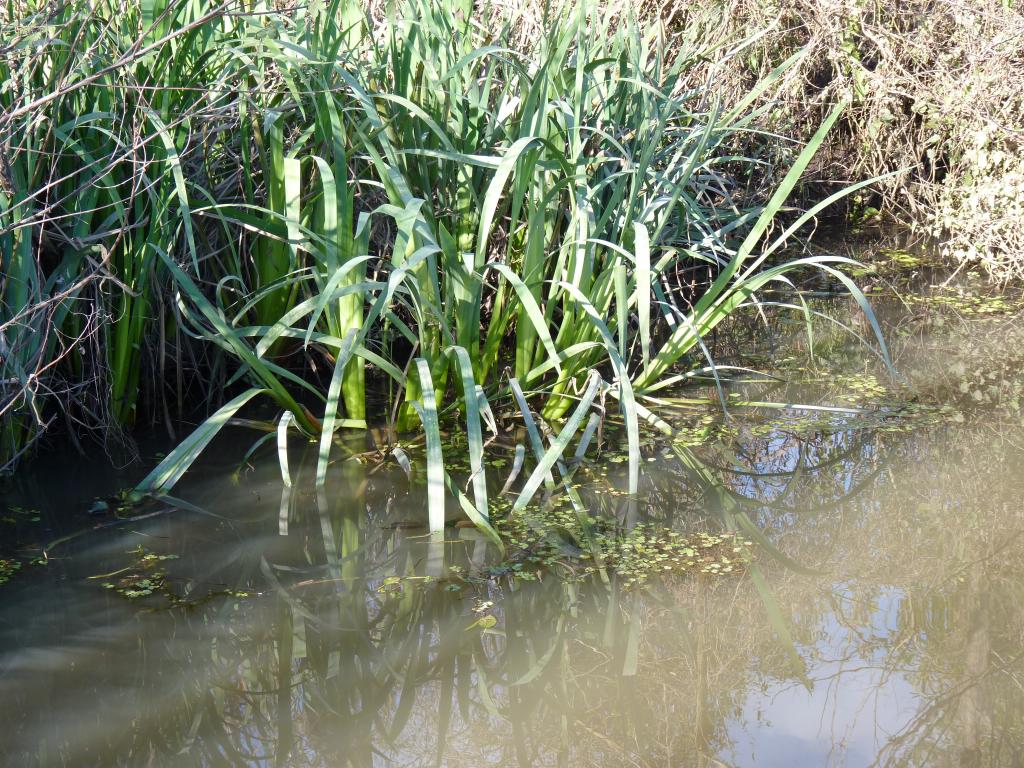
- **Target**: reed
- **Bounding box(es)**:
[2,0,890,538]
[0,0,250,453]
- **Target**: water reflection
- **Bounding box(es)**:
[2,295,1024,766]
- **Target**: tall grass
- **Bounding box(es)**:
[0,0,247,456]
[1,0,890,536]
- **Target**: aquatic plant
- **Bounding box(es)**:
[0,557,19,586]
[1,0,892,540]
[133,1,888,525]
[0,0,257,462]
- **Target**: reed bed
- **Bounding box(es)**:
[0,0,889,532]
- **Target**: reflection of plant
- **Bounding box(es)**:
[684,338,1024,766]
[894,281,1024,415]
[10,361,968,766]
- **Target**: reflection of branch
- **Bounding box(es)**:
[872,647,1024,768]
[572,719,652,768]
[937,530,1024,591]
[713,431,877,479]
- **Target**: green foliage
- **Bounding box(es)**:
[492,501,754,587]
[1,0,256,458]
[1,0,890,539]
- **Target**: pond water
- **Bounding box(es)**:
[2,247,1024,767]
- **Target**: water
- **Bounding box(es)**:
[2,255,1024,767]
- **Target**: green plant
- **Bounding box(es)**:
[131,0,890,537]
[2,0,891,538]
[0,0,253,464]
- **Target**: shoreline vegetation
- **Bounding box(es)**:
[1,0,1019,535]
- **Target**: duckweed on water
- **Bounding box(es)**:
[585,527,753,587]
[1,506,41,525]
[490,502,752,589]
[735,401,961,439]
[0,558,20,587]
[832,372,889,404]
[908,289,1019,316]
[883,249,925,268]
[466,599,499,630]
[98,548,180,599]
[96,547,252,606]
[849,247,930,282]
[376,576,404,595]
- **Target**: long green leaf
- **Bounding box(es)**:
[133,388,267,498]
[412,359,446,535]
[513,371,603,512]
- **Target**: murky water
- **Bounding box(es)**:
[3,251,1024,767]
